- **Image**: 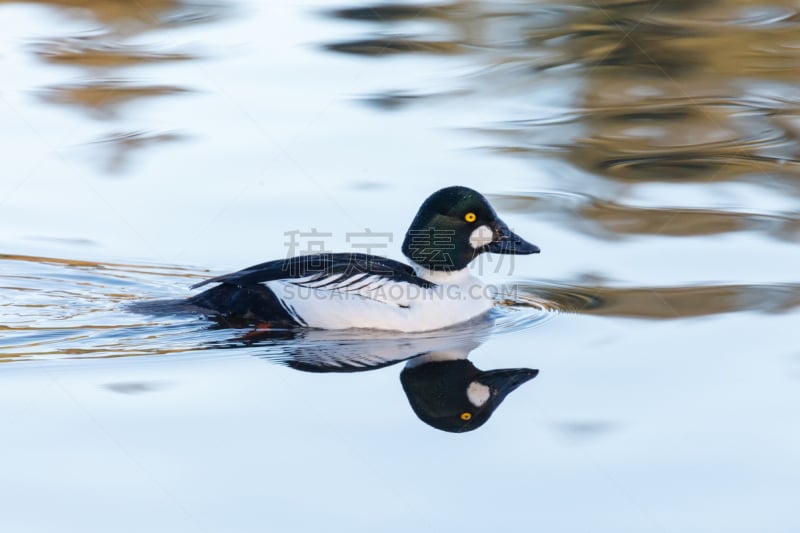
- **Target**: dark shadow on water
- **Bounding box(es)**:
[104,380,171,394]
[324,37,465,56]
[551,420,619,444]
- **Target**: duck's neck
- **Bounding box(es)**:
[413,264,476,285]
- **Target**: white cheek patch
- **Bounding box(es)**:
[467,381,491,407]
[469,225,493,249]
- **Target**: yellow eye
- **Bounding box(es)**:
[460,412,472,421]
[464,212,477,223]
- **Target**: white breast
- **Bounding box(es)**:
[264,269,493,332]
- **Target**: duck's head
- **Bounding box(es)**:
[401,186,540,271]
[400,359,539,433]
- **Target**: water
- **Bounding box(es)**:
[1,1,799,531]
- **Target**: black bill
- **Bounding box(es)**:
[485,219,540,255]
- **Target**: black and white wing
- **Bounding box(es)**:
[191,253,434,294]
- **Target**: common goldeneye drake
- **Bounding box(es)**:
[188,186,539,332]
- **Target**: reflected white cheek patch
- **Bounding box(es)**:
[467,381,491,407]
[469,225,493,249]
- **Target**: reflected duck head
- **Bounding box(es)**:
[400,359,538,433]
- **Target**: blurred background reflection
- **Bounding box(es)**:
[1,1,799,532]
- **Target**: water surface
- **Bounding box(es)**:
[1,1,799,532]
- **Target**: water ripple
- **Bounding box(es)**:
[0,254,553,363]
[3,254,798,363]
[325,0,800,197]
[32,34,196,67]
[492,191,800,241]
[514,280,800,319]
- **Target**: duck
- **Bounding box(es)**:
[188,186,539,332]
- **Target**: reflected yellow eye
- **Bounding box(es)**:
[460,412,472,421]
[464,212,477,223]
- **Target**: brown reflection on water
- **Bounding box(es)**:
[0,0,227,27]
[539,84,800,185]
[41,78,189,118]
[516,281,800,319]
[4,0,227,173]
[33,35,195,67]
[326,0,800,193]
[0,253,204,275]
[0,254,210,362]
[493,193,800,241]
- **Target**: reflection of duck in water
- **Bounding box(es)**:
[256,322,538,433]
[188,186,539,332]
[401,354,537,433]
